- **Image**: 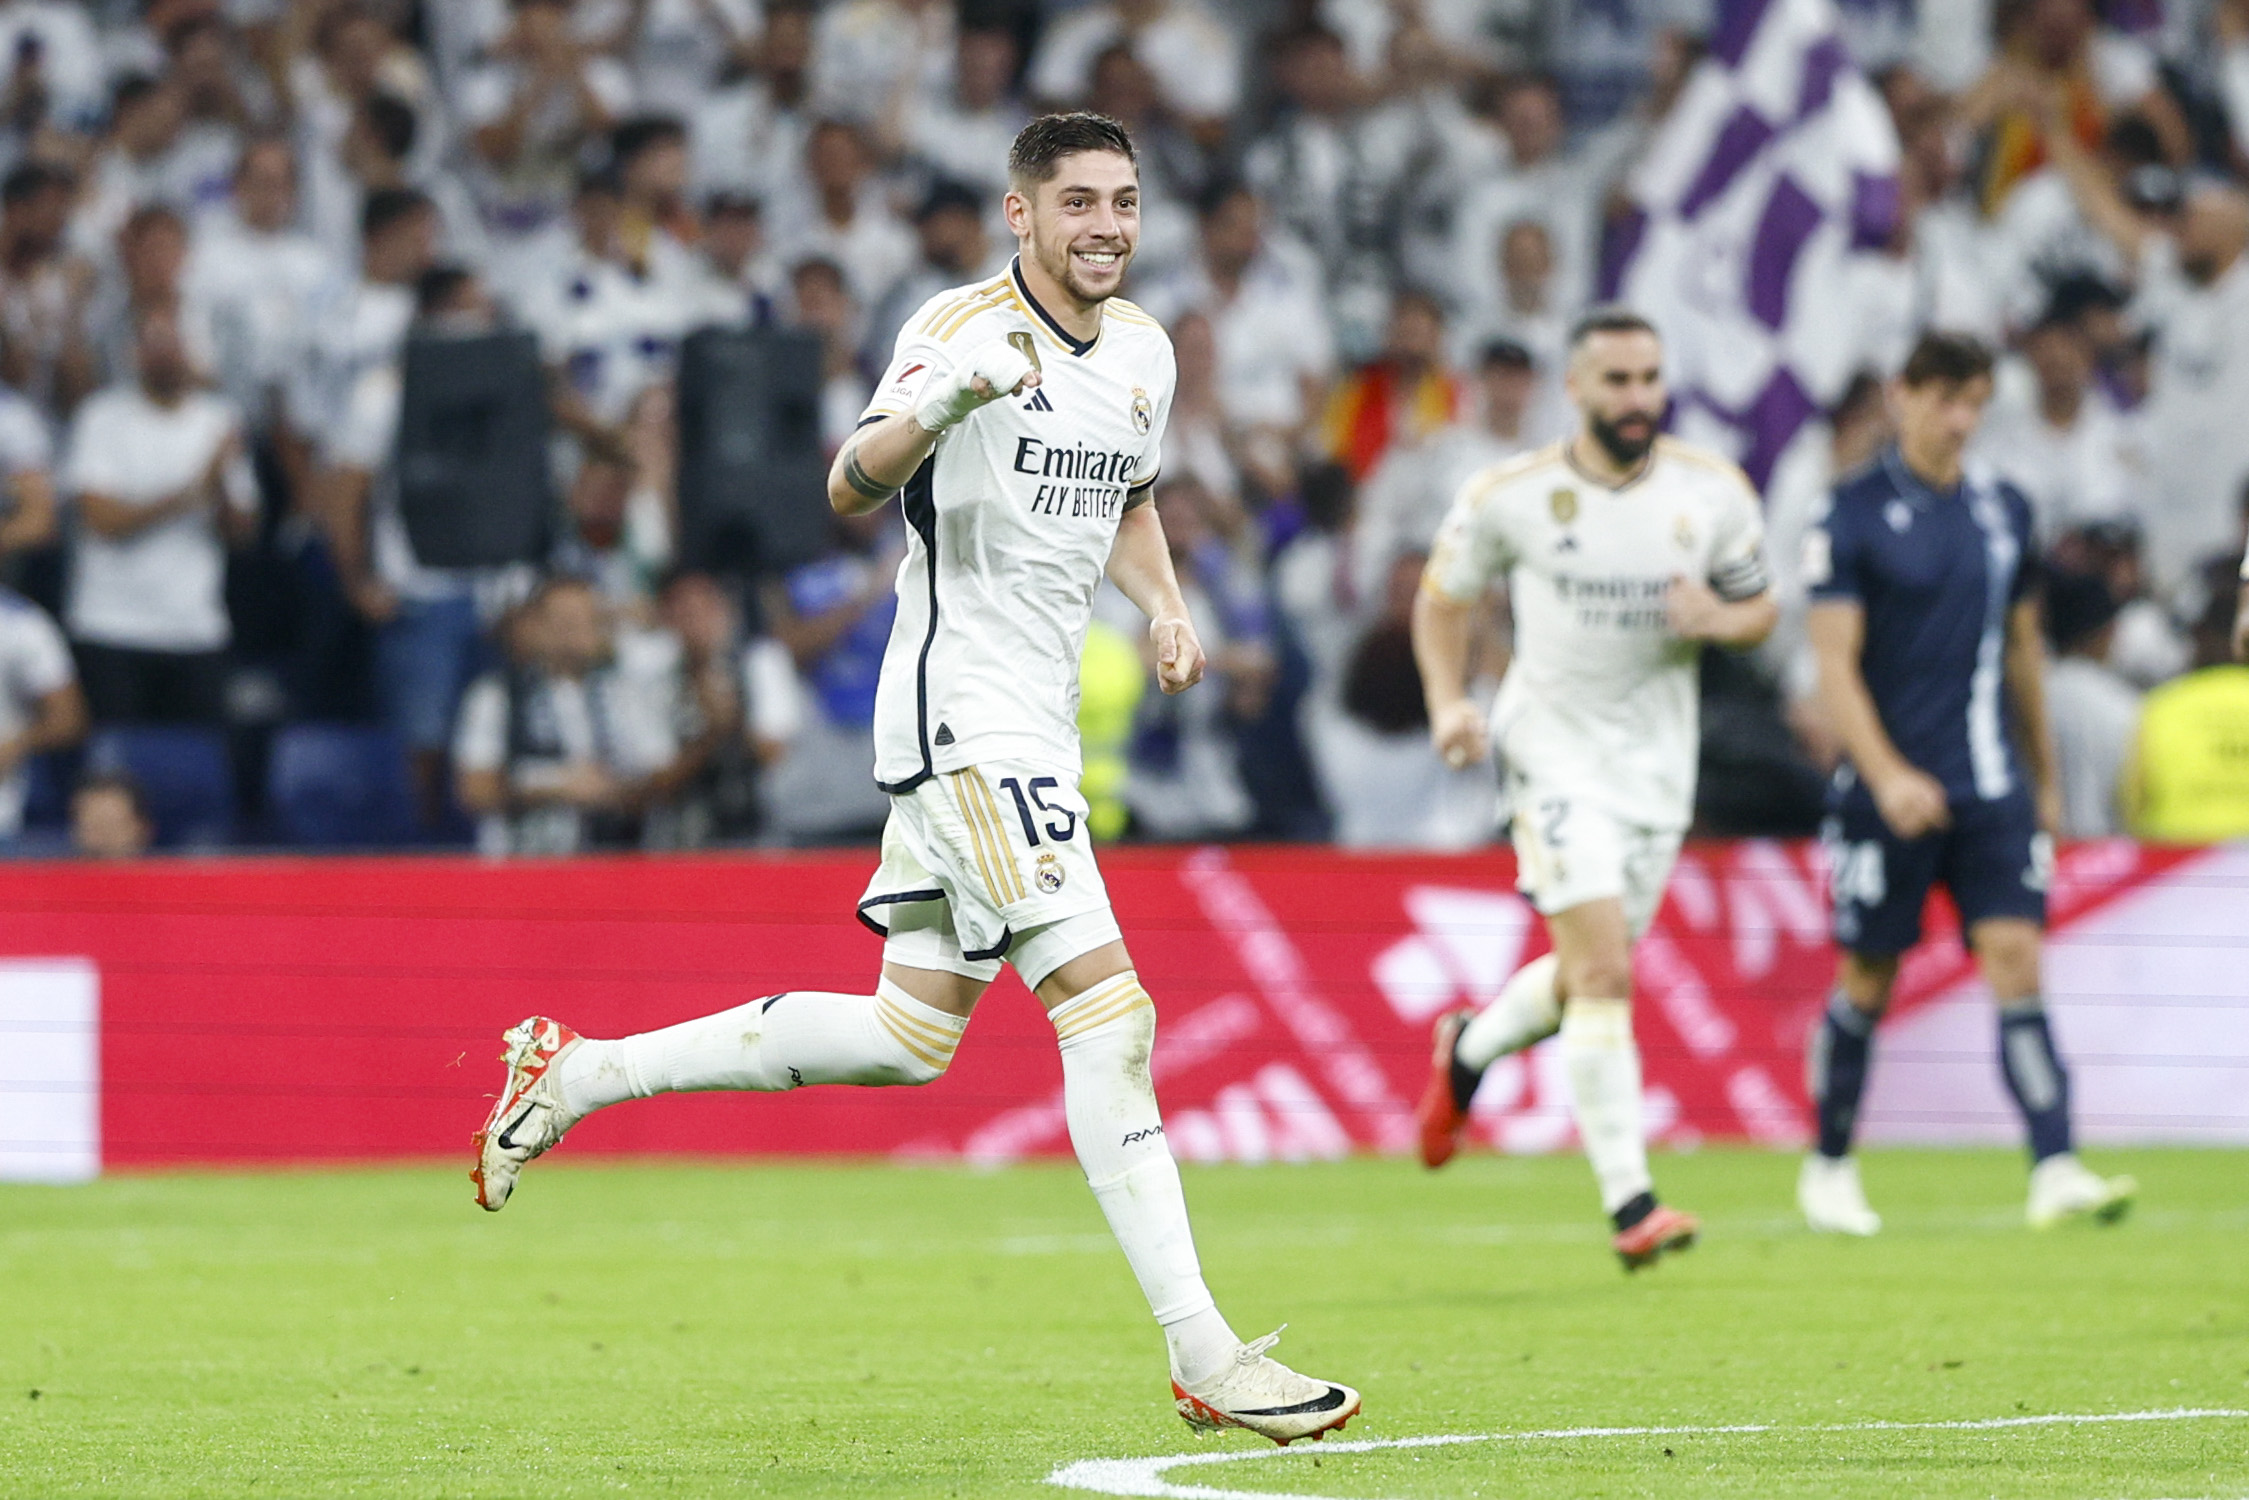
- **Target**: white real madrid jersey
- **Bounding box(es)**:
[1423,437,1769,833]
[862,258,1174,790]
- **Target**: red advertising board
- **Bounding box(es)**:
[0,839,2236,1177]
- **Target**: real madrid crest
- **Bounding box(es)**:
[1035,851,1066,894]
[1549,487,1578,525]
[1130,387,1153,436]
[1674,514,1696,550]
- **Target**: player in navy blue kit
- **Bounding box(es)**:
[1797,332,2135,1235]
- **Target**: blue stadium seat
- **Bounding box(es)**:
[266,724,416,849]
[84,727,235,850]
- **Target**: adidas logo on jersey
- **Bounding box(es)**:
[1023,388,1055,412]
[934,723,956,746]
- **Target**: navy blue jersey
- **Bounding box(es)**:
[1805,447,2037,804]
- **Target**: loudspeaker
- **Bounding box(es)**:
[395,329,555,568]
[675,326,829,575]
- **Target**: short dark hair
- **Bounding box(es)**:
[1898,330,1994,388]
[611,113,686,166]
[2,160,72,206]
[109,73,164,116]
[1478,338,1535,371]
[1007,112,1135,192]
[360,185,431,242]
[359,92,418,162]
[1568,306,1660,349]
[415,264,478,318]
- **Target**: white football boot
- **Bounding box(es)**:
[1798,1154,1882,1236]
[1172,1329,1361,1446]
[2026,1153,2136,1229]
[471,1016,586,1211]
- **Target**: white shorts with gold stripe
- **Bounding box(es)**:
[856,762,1120,989]
[1508,775,1684,940]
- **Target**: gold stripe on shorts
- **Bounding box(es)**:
[959,768,1028,904]
[946,770,1018,907]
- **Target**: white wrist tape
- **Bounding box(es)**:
[912,340,1035,434]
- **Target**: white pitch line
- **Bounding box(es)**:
[1046,1408,2249,1500]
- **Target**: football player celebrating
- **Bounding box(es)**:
[1797,331,2134,1235]
[1411,310,1777,1270]
[468,114,1358,1446]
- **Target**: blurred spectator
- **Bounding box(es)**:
[453,574,690,855]
[2043,564,2140,838]
[556,383,677,612]
[1319,288,1461,482]
[883,21,1027,209]
[288,186,434,458]
[683,191,782,325]
[185,138,338,444]
[459,0,632,252]
[160,15,262,214]
[861,178,996,374]
[72,74,190,264]
[1974,299,2144,540]
[1157,310,1240,510]
[1139,181,1333,499]
[1959,0,2188,212]
[2123,563,2249,840]
[1084,41,1205,282]
[791,256,873,454]
[515,168,697,445]
[756,507,899,843]
[304,90,488,274]
[0,2,107,139]
[1356,337,1546,609]
[612,114,695,253]
[63,302,256,723]
[1447,73,1598,336]
[1242,23,1411,352]
[0,160,95,413]
[778,118,914,305]
[1451,218,1568,379]
[0,584,83,839]
[642,568,801,848]
[69,770,151,859]
[813,0,953,127]
[689,1,817,214]
[2051,110,2249,598]
[321,265,523,829]
[1029,0,1243,133]
[82,203,208,394]
[621,0,759,105]
[0,369,54,561]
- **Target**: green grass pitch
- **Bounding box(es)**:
[4,1149,2246,1498]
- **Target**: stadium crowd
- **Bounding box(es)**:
[0,0,2246,856]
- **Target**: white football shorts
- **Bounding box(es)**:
[856,762,1120,989]
[1508,775,1684,939]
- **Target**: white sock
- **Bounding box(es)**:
[1051,972,1238,1385]
[1559,997,1653,1214]
[1455,953,1562,1070]
[554,982,967,1115]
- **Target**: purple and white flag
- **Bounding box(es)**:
[1602,0,1901,489]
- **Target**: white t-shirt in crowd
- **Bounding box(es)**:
[1972,359,2145,542]
[2129,236,2249,594]
[63,385,256,652]
[1139,239,1335,431]
[186,211,340,428]
[1028,1,1242,121]
[0,588,74,835]
[1424,438,1769,833]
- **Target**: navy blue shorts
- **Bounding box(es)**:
[1821,779,2050,956]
